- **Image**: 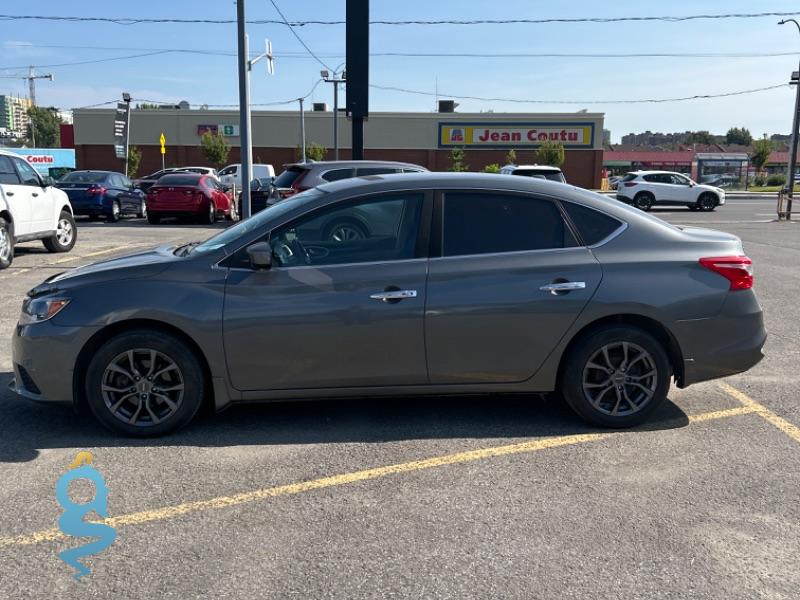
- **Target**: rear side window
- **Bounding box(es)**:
[274,167,307,187]
[321,168,354,182]
[562,202,623,246]
[621,173,637,182]
[0,156,21,185]
[442,192,576,257]
[357,167,399,176]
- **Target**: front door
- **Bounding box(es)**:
[223,191,430,391]
[425,191,603,384]
[12,157,51,233]
[0,155,33,236]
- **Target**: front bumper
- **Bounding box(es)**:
[10,320,99,404]
[673,290,766,387]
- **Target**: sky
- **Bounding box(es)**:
[1,0,799,143]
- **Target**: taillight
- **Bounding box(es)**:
[290,170,309,193]
[87,186,107,195]
[699,256,753,290]
[623,181,638,187]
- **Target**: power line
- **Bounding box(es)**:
[1,11,798,26]
[369,83,790,105]
[265,0,333,71]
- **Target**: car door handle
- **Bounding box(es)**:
[32,192,39,197]
[5,191,13,196]
[539,281,586,294]
[369,289,418,302]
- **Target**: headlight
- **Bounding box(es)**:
[19,297,70,325]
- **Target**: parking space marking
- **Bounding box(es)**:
[718,381,800,444]
[8,268,31,276]
[0,404,757,549]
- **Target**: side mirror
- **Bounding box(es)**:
[41,176,54,187]
[246,241,272,270]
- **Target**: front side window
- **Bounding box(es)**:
[442,192,576,257]
[0,156,21,185]
[13,158,42,186]
[269,193,424,268]
[670,174,690,185]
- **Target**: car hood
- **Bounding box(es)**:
[698,184,724,194]
[30,245,179,294]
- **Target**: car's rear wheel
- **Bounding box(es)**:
[0,217,13,269]
[204,201,216,224]
[697,193,718,212]
[560,325,671,428]
[85,330,206,437]
[147,213,161,225]
[43,211,77,253]
[633,193,654,211]
[108,201,121,223]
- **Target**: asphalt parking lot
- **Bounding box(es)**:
[1,195,799,599]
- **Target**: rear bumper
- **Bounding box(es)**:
[673,290,766,386]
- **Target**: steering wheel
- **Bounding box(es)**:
[272,237,310,266]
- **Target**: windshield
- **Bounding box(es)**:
[218,166,237,176]
[191,188,326,255]
[61,171,108,184]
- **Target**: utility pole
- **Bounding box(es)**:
[346,0,369,161]
[236,0,274,219]
[321,71,346,160]
[779,18,800,220]
[122,92,132,177]
[299,97,306,163]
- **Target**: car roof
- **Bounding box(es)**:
[0,148,23,158]
[67,170,116,175]
[628,170,684,176]
[285,160,428,170]
[503,164,562,172]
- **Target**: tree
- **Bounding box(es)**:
[685,130,716,145]
[536,140,565,168]
[505,149,517,165]
[483,163,501,173]
[726,127,753,146]
[449,147,468,172]
[750,136,772,174]
[135,103,160,109]
[126,146,142,178]
[199,131,230,168]
[27,106,62,147]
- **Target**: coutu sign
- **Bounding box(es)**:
[439,122,595,148]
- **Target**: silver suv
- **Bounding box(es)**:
[273,160,428,199]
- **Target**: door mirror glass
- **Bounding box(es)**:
[41,176,55,187]
[247,241,273,270]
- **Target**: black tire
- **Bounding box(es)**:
[84,330,206,437]
[0,217,13,270]
[226,200,239,222]
[147,213,161,225]
[323,219,369,242]
[43,210,77,253]
[137,200,147,219]
[204,201,216,225]
[559,325,671,428]
[633,193,654,211]
[107,201,121,223]
[697,193,718,212]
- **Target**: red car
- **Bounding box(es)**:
[145,173,238,224]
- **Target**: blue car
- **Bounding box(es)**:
[56,171,146,222]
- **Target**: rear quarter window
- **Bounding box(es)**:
[562,202,623,246]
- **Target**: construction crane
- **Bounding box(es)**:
[0,67,54,106]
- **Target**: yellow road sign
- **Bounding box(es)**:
[159,132,166,154]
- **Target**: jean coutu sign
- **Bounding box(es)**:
[438,122,595,149]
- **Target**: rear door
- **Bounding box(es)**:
[0,155,33,236]
[425,190,603,384]
[223,191,431,391]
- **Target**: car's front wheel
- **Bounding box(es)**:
[85,330,206,437]
[560,325,671,428]
[43,211,77,253]
[696,193,718,212]
[0,217,13,269]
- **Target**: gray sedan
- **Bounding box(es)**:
[10,173,766,436]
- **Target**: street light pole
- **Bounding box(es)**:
[321,71,346,161]
[299,97,306,163]
[779,19,800,220]
[236,0,253,219]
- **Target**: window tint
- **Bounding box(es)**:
[157,174,202,186]
[513,169,564,182]
[321,168,354,182]
[356,167,399,176]
[0,156,21,185]
[121,175,133,188]
[62,171,109,184]
[14,158,42,186]
[403,168,423,173]
[109,174,125,188]
[443,193,576,257]
[621,173,637,182]
[562,202,623,246]
[269,193,424,268]
[670,174,690,185]
[218,166,237,176]
[274,167,307,187]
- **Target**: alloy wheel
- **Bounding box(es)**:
[581,341,658,416]
[56,218,74,246]
[101,348,185,427]
[0,227,10,261]
[329,224,365,242]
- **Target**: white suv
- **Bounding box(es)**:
[0,148,76,269]
[616,170,725,211]
[500,164,566,183]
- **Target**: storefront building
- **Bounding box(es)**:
[72,109,605,189]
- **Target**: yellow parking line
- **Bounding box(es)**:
[9,268,31,276]
[718,381,800,444]
[0,405,754,549]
